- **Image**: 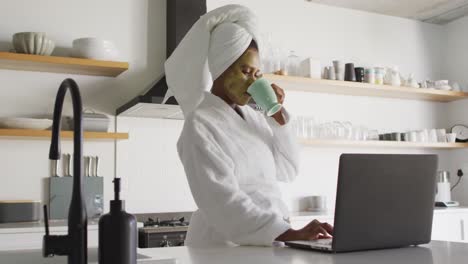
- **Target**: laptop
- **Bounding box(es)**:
[285,154,438,253]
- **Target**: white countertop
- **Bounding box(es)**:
[139,241,468,264]
[0,241,467,264]
[433,206,468,213]
[1,207,466,234]
[0,220,144,234]
[0,220,100,234]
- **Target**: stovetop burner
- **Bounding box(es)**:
[143,217,189,227]
[137,212,192,248]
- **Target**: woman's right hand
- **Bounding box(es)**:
[275,219,333,242]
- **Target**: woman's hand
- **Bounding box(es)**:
[271,83,286,125]
[271,83,285,104]
[275,219,334,242]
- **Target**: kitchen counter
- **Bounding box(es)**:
[433,206,468,213]
[2,207,465,234]
[0,240,467,264]
[0,220,144,234]
[0,220,100,234]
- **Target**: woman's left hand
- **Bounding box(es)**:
[271,83,285,104]
[271,83,286,125]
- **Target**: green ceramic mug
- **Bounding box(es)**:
[247,78,282,116]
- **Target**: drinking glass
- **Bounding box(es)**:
[368,130,379,141]
[342,121,353,140]
[305,117,316,139]
[294,116,306,139]
[332,121,345,139]
[436,128,447,143]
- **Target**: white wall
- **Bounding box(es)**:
[0,0,167,116]
[209,0,445,81]
[0,138,116,212]
[0,0,465,216]
[0,0,167,214]
[444,16,468,204]
[115,0,455,213]
[115,117,196,213]
[205,0,456,211]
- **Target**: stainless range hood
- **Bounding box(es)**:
[116,76,184,119]
[116,0,206,119]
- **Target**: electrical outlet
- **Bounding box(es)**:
[459,163,468,177]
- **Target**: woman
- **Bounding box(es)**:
[165,4,333,247]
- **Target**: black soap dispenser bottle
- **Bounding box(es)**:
[99,178,137,264]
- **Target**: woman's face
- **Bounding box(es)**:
[221,48,262,106]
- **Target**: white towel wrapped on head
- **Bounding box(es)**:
[164,4,261,117]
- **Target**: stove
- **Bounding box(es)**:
[143,217,190,227]
[136,212,192,248]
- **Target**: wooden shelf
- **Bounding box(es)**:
[0,52,128,77]
[300,139,468,149]
[265,74,468,102]
[0,129,128,140]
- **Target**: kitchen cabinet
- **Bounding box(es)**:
[0,52,128,77]
[0,221,144,251]
[0,224,99,251]
[462,214,468,241]
[431,213,459,241]
[0,230,99,251]
[432,210,468,243]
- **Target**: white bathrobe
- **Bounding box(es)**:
[177,92,300,247]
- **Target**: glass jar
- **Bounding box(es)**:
[374,67,384,85]
[286,50,300,76]
[365,68,375,84]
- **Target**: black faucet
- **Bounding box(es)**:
[43,78,87,264]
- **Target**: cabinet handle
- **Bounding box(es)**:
[461,219,465,241]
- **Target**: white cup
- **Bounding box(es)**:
[446,133,457,143]
[306,195,327,212]
[332,60,344,81]
[305,58,321,78]
[415,130,424,142]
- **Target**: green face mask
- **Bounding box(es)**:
[221,48,262,106]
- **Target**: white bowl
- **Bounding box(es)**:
[71,37,119,60]
[12,32,55,56]
[66,113,110,132]
[0,117,52,130]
